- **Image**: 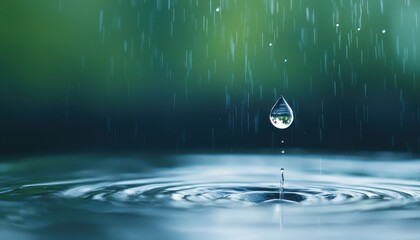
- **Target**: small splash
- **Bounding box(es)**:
[269,95,294,129]
[280,168,285,199]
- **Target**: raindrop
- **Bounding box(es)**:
[269,95,294,129]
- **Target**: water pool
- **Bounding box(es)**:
[0,153,419,239]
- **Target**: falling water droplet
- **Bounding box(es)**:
[269,95,294,129]
[280,168,285,199]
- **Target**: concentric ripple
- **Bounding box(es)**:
[51,178,420,211]
[1,155,420,214]
[9,173,418,212]
[1,154,420,239]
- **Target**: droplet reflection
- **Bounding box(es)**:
[269,95,294,129]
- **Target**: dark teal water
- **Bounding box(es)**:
[1,153,420,239]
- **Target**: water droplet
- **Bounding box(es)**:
[281,150,285,154]
[382,29,386,34]
[215,7,220,12]
[269,43,273,47]
[284,59,288,62]
[336,23,340,27]
[281,140,284,143]
[269,96,294,129]
[357,27,361,31]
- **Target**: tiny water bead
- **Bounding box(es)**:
[269,96,294,129]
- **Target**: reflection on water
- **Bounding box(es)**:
[0,153,420,239]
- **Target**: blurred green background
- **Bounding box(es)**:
[1,0,420,154]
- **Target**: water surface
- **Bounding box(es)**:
[0,153,419,239]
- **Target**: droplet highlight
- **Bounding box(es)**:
[269,95,294,129]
